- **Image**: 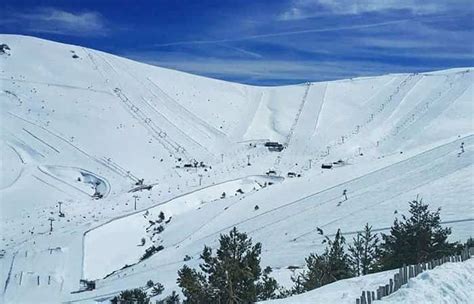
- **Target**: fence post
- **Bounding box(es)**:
[403,264,408,284]
[389,278,393,293]
[367,291,372,304]
[356,299,360,304]
[361,291,366,304]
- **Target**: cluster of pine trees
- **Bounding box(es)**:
[110,198,469,303]
[289,197,465,295]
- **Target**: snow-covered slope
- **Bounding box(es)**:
[0,35,473,304]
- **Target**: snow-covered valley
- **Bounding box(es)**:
[0,35,473,303]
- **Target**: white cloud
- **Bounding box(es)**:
[279,0,463,20]
[8,7,107,36]
[316,0,445,15]
[124,51,437,84]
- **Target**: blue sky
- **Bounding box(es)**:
[1,0,473,85]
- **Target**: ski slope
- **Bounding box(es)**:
[0,35,473,304]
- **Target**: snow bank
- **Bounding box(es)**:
[379,259,474,304]
[261,270,396,304]
[263,259,473,304]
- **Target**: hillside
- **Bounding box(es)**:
[0,35,473,303]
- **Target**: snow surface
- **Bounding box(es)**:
[0,35,473,303]
[262,259,474,304]
[378,259,474,304]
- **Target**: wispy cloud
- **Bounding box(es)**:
[123,50,446,85]
[3,7,107,36]
[1,1,470,85]
[279,0,467,20]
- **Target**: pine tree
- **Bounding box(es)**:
[256,266,279,301]
[348,223,380,276]
[177,227,279,303]
[379,197,457,270]
[111,288,150,304]
[348,233,363,276]
[177,265,210,303]
[289,271,305,295]
[156,291,180,304]
[150,282,165,297]
[297,229,352,292]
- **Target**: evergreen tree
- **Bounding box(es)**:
[111,288,150,304]
[297,229,352,292]
[156,291,181,304]
[256,266,279,301]
[379,198,457,270]
[177,265,210,303]
[150,282,165,297]
[348,234,363,276]
[348,223,380,276]
[177,227,279,303]
[289,272,305,295]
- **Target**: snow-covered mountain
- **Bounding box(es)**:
[0,35,472,303]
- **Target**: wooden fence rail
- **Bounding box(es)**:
[355,246,472,304]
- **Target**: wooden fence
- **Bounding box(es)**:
[355,246,472,304]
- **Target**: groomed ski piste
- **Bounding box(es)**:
[0,35,473,303]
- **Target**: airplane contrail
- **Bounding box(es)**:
[154,18,413,47]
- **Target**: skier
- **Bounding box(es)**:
[458,142,465,157]
[337,189,348,206]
